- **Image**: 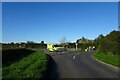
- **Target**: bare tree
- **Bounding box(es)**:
[59,37,67,47]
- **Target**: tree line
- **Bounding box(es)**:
[94,30,120,55]
[2,41,47,49]
[75,30,120,55]
[2,30,120,55]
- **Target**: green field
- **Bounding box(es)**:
[2,49,49,79]
[93,51,120,68]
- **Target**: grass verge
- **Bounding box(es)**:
[2,48,35,67]
[2,50,49,79]
[93,51,120,68]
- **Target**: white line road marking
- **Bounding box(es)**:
[73,53,80,60]
[73,56,76,60]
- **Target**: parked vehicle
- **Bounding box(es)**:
[47,44,64,52]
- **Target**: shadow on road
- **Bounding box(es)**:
[44,54,59,80]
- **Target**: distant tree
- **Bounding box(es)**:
[19,42,26,48]
[26,41,35,48]
[68,43,76,48]
[82,37,86,41]
[98,34,104,39]
[94,30,120,55]
[27,41,34,44]
[76,37,93,44]
[41,41,44,44]
[0,43,1,49]
[59,37,67,47]
[15,43,19,48]
[76,39,80,44]
[10,42,14,45]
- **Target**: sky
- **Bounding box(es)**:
[1,0,120,2]
[2,2,118,44]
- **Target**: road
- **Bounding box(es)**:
[46,51,119,79]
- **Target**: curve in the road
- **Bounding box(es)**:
[47,51,119,79]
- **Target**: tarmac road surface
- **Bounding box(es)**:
[46,51,119,79]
